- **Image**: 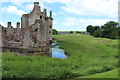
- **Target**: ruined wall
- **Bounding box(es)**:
[21,14,29,29]
[28,2,41,26]
[6,22,15,41]
[47,18,53,41]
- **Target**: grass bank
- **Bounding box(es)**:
[80,68,118,78]
[2,34,119,79]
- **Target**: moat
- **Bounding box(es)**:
[51,42,67,59]
[2,42,67,59]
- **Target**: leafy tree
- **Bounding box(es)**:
[93,30,102,37]
[70,31,73,34]
[86,25,95,35]
[94,26,100,30]
[52,29,58,35]
[101,21,118,39]
[117,26,120,39]
[118,27,120,36]
[86,21,119,39]
[76,31,81,34]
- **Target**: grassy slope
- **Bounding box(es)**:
[2,34,119,79]
[54,34,119,78]
[80,69,118,78]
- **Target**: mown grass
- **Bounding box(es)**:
[2,34,119,79]
[80,69,118,78]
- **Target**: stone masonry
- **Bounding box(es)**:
[0,2,53,52]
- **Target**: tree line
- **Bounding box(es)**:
[86,21,120,39]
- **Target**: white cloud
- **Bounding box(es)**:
[2,6,26,16]
[0,22,16,28]
[42,0,72,4]
[0,0,34,2]
[25,4,34,11]
[58,11,63,14]
[25,1,45,11]
[0,22,5,27]
[60,17,116,31]
[0,0,45,11]
[53,12,57,16]
[61,0,118,19]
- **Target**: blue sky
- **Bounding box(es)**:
[0,0,119,31]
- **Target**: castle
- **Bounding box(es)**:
[0,2,53,53]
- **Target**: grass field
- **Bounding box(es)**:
[80,69,118,78]
[2,34,119,79]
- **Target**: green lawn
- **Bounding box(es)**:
[81,68,118,78]
[2,34,119,79]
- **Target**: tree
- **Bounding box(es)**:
[118,27,120,36]
[101,21,118,39]
[76,31,81,34]
[86,25,95,35]
[93,30,102,37]
[117,27,120,39]
[94,26,100,30]
[52,29,58,35]
[70,31,73,34]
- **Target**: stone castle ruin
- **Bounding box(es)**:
[0,2,53,53]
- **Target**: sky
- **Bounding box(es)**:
[0,0,119,31]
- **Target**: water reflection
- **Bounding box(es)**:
[51,42,67,59]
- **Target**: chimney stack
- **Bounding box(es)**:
[50,11,52,18]
[43,9,47,16]
[17,22,20,28]
[34,2,39,9]
[34,2,39,6]
[7,22,12,28]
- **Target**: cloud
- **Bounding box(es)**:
[1,0,119,31]
[0,0,34,2]
[2,6,26,16]
[61,0,118,19]
[25,4,34,11]
[0,22,16,28]
[0,0,45,10]
[42,0,72,4]
[0,22,5,27]
[25,1,45,11]
[57,17,116,31]
[53,12,57,16]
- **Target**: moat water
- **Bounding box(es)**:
[51,42,67,59]
[2,42,67,59]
